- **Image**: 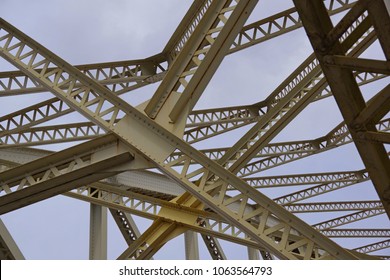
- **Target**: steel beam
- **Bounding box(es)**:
[110,209,141,246]
[0,54,167,96]
[89,204,107,260]
[247,247,260,260]
[361,131,390,144]
[163,0,212,62]
[146,0,258,122]
[167,0,358,56]
[322,228,390,238]
[2,96,378,149]
[0,121,105,148]
[183,69,384,145]
[325,0,368,46]
[274,173,369,205]
[0,98,72,136]
[1,147,383,223]
[200,233,227,260]
[168,0,258,122]
[354,239,390,253]
[244,170,368,188]
[366,0,390,59]
[117,219,180,260]
[312,209,386,230]
[284,200,383,213]
[3,69,383,149]
[184,231,200,260]
[324,56,390,75]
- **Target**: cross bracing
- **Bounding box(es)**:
[0,0,389,260]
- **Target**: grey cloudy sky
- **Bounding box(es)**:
[0,0,389,259]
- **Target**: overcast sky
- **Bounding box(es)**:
[0,0,389,259]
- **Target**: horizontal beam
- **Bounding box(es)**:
[324,55,390,74]
[0,121,105,148]
[284,200,383,213]
[354,239,390,254]
[359,131,390,144]
[229,0,358,54]
[245,170,367,188]
[322,228,390,238]
[274,178,369,205]
[0,98,72,136]
[237,117,389,177]
[0,54,167,96]
[312,209,385,230]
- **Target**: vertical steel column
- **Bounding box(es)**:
[184,231,199,260]
[247,247,260,260]
[89,204,107,260]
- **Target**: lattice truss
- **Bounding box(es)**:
[0,0,389,260]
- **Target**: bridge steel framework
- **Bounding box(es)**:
[0,0,389,260]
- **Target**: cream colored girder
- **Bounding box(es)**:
[0,0,389,260]
[321,229,390,238]
[354,239,390,254]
